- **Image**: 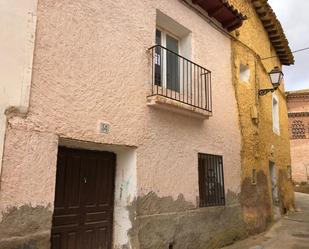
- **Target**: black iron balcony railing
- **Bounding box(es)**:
[149,45,212,113]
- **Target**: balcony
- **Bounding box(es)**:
[147,45,212,119]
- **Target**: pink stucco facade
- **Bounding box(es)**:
[0,0,243,248]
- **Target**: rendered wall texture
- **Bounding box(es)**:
[0,0,37,177]
[0,0,244,248]
[289,139,309,183]
[287,91,309,183]
[231,0,295,233]
[0,127,58,248]
[287,93,309,112]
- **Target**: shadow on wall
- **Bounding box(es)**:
[241,171,272,234]
[241,170,295,235]
[278,169,295,214]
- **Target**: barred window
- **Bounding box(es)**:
[292,120,306,139]
[198,153,225,207]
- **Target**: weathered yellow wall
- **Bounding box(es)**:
[230,0,295,233]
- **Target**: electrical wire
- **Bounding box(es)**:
[262,46,309,60]
[292,46,309,54]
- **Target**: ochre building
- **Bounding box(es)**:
[230,0,295,233]
[0,0,295,248]
[287,89,309,183]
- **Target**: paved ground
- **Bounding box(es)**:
[222,192,309,249]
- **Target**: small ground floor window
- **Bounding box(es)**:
[198,153,225,207]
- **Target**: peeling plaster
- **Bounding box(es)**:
[127,192,247,249]
[0,205,52,249]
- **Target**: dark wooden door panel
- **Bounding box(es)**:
[51,147,116,249]
[51,230,81,249]
[83,227,109,249]
[51,234,61,249]
[67,231,79,249]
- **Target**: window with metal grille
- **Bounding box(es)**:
[291,120,306,139]
[198,153,225,207]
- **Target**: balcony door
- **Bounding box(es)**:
[155,28,180,92]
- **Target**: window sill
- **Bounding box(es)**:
[147,95,212,119]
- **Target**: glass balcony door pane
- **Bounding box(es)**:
[166,34,180,92]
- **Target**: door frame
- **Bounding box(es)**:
[156,26,181,90]
[54,139,138,248]
[269,161,278,205]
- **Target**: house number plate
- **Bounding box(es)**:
[99,122,110,134]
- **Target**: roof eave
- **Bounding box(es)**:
[252,0,294,65]
[192,0,247,32]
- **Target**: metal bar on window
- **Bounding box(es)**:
[198,153,225,207]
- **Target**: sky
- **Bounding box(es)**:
[268,0,309,91]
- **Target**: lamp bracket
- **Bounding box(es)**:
[258,87,278,96]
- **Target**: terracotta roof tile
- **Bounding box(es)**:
[192,0,247,32]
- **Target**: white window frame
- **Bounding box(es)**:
[156,27,181,89]
[272,93,280,135]
[156,26,180,52]
[239,64,250,83]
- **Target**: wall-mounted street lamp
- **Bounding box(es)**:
[258,67,284,96]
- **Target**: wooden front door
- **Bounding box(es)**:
[51,147,116,249]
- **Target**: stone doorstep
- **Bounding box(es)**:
[147,95,212,119]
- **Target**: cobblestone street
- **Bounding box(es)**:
[222,192,309,249]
